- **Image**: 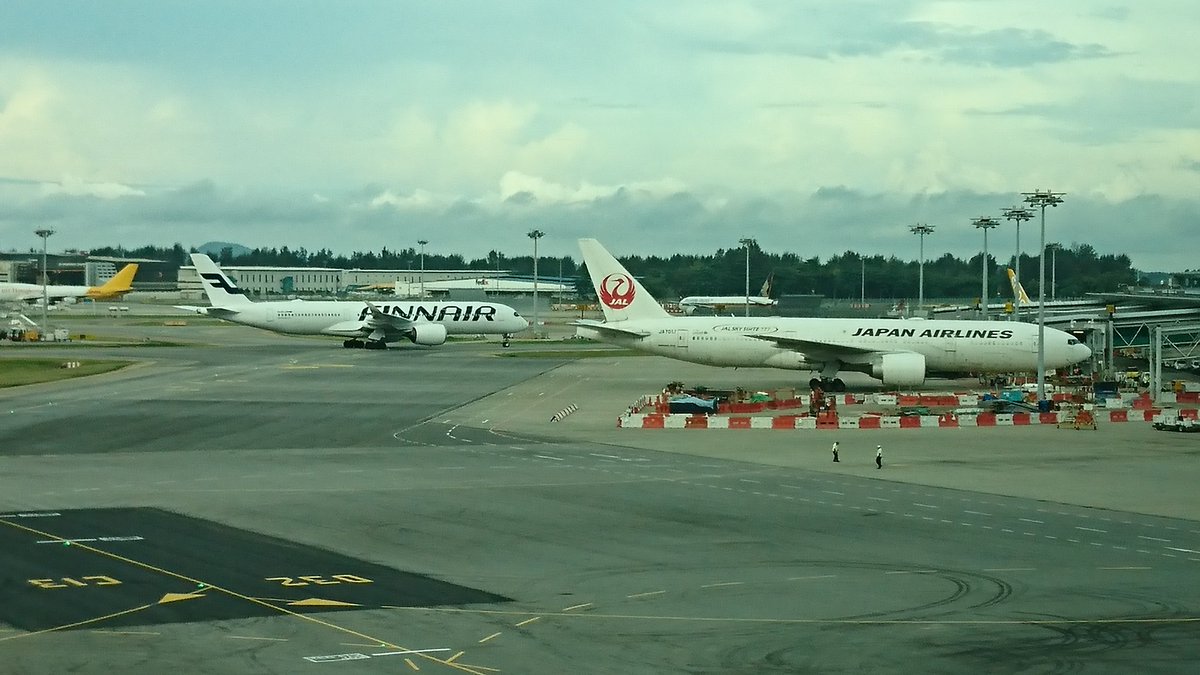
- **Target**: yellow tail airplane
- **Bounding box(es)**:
[0,263,139,304]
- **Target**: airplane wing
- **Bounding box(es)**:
[747,334,881,362]
[359,301,415,341]
[174,305,242,319]
[573,319,652,338]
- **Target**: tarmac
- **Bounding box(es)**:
[1,308,1198,674]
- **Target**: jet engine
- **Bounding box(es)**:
[408,323,448,346]
[871,352,926,386]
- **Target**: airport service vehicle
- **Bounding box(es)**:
[575,238,1092,390]
[679,274,776,315]
[180,254,527,349]
[1152,414,1200,432]
[0,264,139,304]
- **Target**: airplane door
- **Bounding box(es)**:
[675,330,689,354]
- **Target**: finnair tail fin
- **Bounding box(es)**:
[87,263,139,299]
[191,253,253,308]
[1007,268,1031,306]
[578,239,670,322]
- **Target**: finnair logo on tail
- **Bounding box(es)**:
[599,273,635,309]
[201,273,245,294]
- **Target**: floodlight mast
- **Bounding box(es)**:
[1021,189,1066,402]
[972,217,999,320]
[738,238,755,318]
[527,229,545,336]
[35,228,55,338]
[909,224,934,313]
[417,239,428,299]
[1001,206,1033,318]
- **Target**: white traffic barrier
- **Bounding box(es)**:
[550,404,579,422]
[707,416,730,429]
[751,417,775,429]
[797,417,817,429]
[920,416,940,428]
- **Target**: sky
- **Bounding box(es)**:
[1,1,1197,271]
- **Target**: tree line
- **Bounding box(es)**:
[89,242,1134,300]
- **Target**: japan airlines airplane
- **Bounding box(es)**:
[0,264,139,304]
[180,254,528,349]
[576,239,1091,390]
[678,273,776,315]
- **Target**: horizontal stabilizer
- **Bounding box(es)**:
[573,319,651,338]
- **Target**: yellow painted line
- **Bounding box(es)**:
[0,518,487,675]
[700,581,744,588]
[627,590,666,599]
[227,635,289,642]
[405,657,420,670]
[447,651,465,662]
[0,603,155,642]
[515,616,541,627]
[384,605,1200,626]
[478,632,501,644]
[561,602,592,612]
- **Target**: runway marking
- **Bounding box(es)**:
[534,455,564,461]
[90,629,160,636]
[228,635,289,642]
[963,510,991,516]
[0,520,487,674]
[823,490,844,496]
[1075,526,1107,533]
[1139,535,1171,542]
[867,497,889,502]
[913,503,937,509]
[1166,547,1200,554]
[627,590,666,599]
[781,485,805,490]
[1099,566,1151,570]
[562,603,593,612]
[590,453,620,459]
[788,575,836,581]
[515,617,541,627]
[477,632,501,644]
[1018,518,1044,524]
[983,568,1035,572]
[700,581,744,589]
[739,479,761,484]
[884,570,937,575]
[1000,529,1015,533]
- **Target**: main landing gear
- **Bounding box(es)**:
[502,333,512,348]
[809,377,846,392]
[342,339,387,350]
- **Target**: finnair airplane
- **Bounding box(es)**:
[179,254,528,349]
[678,274,776,315]
[576,239,1091,390]
[0,264,139,304]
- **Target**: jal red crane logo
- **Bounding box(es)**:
[599,273,636,309]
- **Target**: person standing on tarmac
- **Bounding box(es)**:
[831,441,840,463]
[875,445,883,469]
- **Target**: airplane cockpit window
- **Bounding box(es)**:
[1067,338,1079,345]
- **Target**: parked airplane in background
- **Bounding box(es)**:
[1007,268,1032,308]
[179,254,527,349]
[678,273,776,315]
[0,264,139,304]
[576,239,1091,391]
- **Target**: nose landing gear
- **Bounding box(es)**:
[502,333,512,348]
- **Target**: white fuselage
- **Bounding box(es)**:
[0,283,94,303]
[578,317,1090,374]
[216,300,528,337]
[679,295,776,313]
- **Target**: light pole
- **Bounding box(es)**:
[909,224,934,314]
[527,229,544,336]
[972,217,999,320]
[738,238,754,318]
[1001,206,1033,299]
[860,257,865,305]
[1022,189,1066,401]
[34,228,54,337]
[417,239,428,299]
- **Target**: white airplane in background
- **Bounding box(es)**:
[575,239,1091,391]
[678,273,776,315]
[179,254,527,349]
[0,264,139,304]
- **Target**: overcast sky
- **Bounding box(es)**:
[1,1,1197,271]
